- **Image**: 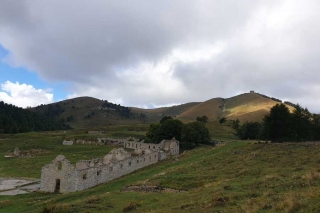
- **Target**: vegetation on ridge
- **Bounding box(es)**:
[235,103,320,142]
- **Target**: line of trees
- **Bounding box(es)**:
[234,103,320,142]
[144,116,210,149]
[102,101,146,119]
[0,101,71,134]
[258,94,282,103]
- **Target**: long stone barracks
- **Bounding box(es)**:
[40,138,179,193]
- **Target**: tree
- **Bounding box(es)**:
[158,119,183,142]
[262,103,293,142]
[219,117,227,125]
[66,115,74,122]
[232,119,240,130]
[181,121,210,149]
[145,119,183,143]
[196,115,209,123]
[145,123,161,143]
[312,114,320,140]
[159,116,173,124]
[291,104,312,141]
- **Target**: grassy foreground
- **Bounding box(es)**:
[0,129,320,212]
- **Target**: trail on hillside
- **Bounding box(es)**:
[217,99,226,119]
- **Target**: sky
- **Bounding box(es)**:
[0,1,320,112]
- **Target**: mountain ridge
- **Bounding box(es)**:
[28,92,295,129]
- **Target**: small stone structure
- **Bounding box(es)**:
[40,138,179,193]
[62,140,74,146]
[13,147,20,157]
[250,90,255,93]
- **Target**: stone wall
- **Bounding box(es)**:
[40,155,78,193]
[40,148,160,193]
[73,138,135,146]
[74,139,103,146]
[62,140,74,146]
[124,141,162,151]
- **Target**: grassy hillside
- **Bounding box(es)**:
[1,131,320,212]
[223,93,294,122]
[176,93,294,123]
[31,97,149,129]
[177,98,224,121]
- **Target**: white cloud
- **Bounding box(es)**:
[0,81,53,108]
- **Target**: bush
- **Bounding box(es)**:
[236,122,262,140]
[123,201,141,212]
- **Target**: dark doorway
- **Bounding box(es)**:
[54,179,60,193]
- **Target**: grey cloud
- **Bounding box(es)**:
[0,0,263,80]
[0,0,320,112]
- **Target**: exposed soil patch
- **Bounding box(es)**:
[0,178,40,195]
[20,149,51,158]
[5,148,51,158]
[121,185,186,193]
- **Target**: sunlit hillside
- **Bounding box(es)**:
[223,93,294,122]
[176,92,294,122]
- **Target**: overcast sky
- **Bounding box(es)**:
[0,0,319,112]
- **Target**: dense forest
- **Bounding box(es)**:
[0,101,71,134]
[102,101,132,118]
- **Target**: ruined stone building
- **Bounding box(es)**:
[123,138,180,156]
[97,137,129,145]
[40,138,179,193]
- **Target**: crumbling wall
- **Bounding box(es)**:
[40,148,160,193]
[40,155,78,193]
[124,138,180,155]
[43,138,180,193]
[75,140,101,146]
[74,151,159,191]
[97,137,130,146]
[13,147,20,156]
[159,138,180,155]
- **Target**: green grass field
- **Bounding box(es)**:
[1,124,320,212]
